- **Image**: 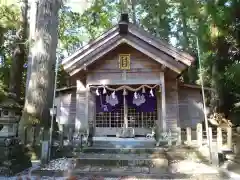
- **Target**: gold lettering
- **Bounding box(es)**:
[119,54,130,70]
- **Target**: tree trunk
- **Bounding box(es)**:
[19,0,61,141]
[131,0,136,24]
[9,0,28,101]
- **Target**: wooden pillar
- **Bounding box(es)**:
[68,127,73,144]
[59,124,64,148]
[217,127,222,151]
[123,93,128,128]
[176,80,180,127]
[186,127,191,145]
[85,85,90,132]
[156,90,161,132]
[227,127,232,150]
[197,123,203,147]
[160,72,166,132]
[76,80,87,132]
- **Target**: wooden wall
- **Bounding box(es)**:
[86,44,162,84]
[165,81,179,131]
[178,86,204,128]
[55,90,76,127]
[75,91,87,131]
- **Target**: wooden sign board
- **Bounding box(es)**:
[119,54,130,70]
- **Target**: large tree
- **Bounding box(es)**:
[19,0,62,140]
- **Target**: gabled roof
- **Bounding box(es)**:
[62,14,195,76]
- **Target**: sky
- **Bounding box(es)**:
[0,0,92,13]
[64,0,92,13]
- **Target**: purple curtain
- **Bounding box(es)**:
[96,88,156,113]
[127,90,156,112]
[96,89,123,112]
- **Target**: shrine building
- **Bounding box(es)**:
[55,14,207,138]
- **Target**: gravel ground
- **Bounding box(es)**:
[0,158,237,180]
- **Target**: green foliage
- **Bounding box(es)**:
[0,80,7,102]
[57,65,69,88]
[0,4,20,101]
[0,0,239,120]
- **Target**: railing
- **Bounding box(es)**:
[177,123,233,152]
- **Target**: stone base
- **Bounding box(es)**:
[0,141,32,176]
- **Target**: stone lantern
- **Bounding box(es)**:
[0,93,31,176]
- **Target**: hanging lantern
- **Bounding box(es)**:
[96,88,100,96]
[150,89,154,97]
[123,88,127,96]
[112,91,116,99]
[134,92,138,99]
[142,86,146,93]
[103,87,107,94]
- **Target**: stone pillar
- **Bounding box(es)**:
[217,127,222,151]
[160,72,166,132]
[197,123,203,147]
[227,127,232,150]
[176,127,182,146]
[186,127,191,145]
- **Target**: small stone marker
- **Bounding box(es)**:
[197,123,202,147]
[186,127,191,145]
[208,127,219,166]
[168,130,172,146]
[217,127,222,151]
[41,141,49,164]
[176,127,181,146]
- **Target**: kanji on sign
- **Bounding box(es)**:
[119,54,130,70]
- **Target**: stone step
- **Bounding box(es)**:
[31,168,220,179]
[75,155,168,168]
[226,154,240,163]
[78,147,165,154]
[90,141,156,148]
[76,152,166,160]
[31,166,171,178]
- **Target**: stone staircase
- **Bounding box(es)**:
[31,138,222,179]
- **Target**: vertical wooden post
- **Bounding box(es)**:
[23,126,27,145]
[40,127,44,142]
[227,127,232,150]
[32,126,36,146]
[41,141,49,164]
[160,72,167,132]
[69,127,73,144]
[176,127,182,146]
[197,123,203,147]
[59,125,64,148]
[85,85,89,134]
[123,91,128,129]
[156,90,161,135]
[217,127,222,152]
[186,127,191,145]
